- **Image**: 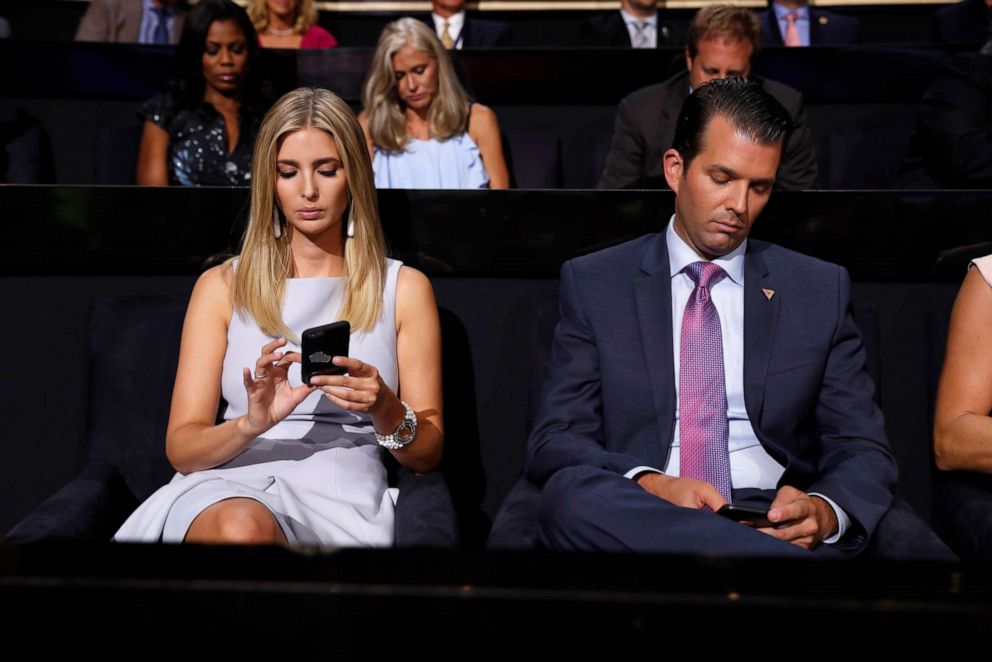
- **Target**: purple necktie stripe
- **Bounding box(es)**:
[679,261,732,504]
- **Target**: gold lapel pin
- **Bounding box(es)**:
[762,288,776,301]
[819,16,829,25]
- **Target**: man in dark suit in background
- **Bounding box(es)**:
[900,50,992,188]
[758,0,860,46]
[930,0,992,44]
[424,0,513,48]
[76,0,186,44]
[529,78,896,556]
[579,0,682,48]
[598,4,817,190]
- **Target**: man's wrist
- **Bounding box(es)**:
[809,494,840,542]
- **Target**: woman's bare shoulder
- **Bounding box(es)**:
[188,263,234,317]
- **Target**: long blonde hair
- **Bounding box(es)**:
[362,17,470,153]
[231,87,387,338]
[247,0,318,35]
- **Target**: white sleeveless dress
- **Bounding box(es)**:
[114,259,402,546]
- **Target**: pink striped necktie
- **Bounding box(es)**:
[679,261,732,504]
[784,12,801,47]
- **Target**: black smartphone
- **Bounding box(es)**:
[717,504,772,528]
[301,321,350,385]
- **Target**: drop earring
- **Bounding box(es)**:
[273,209,282,239]
[346,201,355,238]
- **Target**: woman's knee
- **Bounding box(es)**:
[187,498,286,544]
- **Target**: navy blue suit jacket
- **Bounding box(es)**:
[525,232,897,550]
[758,7,860,46]
[418,13,513,48]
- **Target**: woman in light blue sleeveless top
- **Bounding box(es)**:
[359,17,510,189]
[115,88,444,546]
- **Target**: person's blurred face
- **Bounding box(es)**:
[663,114,781,260]
[392,45,438,113]
[685,36,752,90]
[265,0,299,22]
[621,0,657,18]
[275,128,350,242]
[432,0,465,17]
[202,19,248,97]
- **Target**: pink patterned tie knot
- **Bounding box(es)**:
[684,260,726,295]
[784,11,801,47]
[679,261,732,504]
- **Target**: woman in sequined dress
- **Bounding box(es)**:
[137,0,267,186]
[249,0,338,49]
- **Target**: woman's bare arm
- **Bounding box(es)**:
[357,110,376,161]
[165,266,313,473]
[934,266,992,472]
[136,120,170,186]
[310,267,443,473]
[468,103,510,189]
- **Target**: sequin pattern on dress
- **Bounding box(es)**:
[139,92,261,187]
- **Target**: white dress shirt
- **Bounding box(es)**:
[625,219,849,542]
[620,9,657,49]
[432,11,465,49]
[138,0,177,45]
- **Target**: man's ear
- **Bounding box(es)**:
[684,46,693,72]
[663,148,683,193]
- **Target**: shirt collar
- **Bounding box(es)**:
[666,215,746,286]
[619,8,657,27]
[145,0,173,16]
[433,11,465,33]
[773,3,809,22]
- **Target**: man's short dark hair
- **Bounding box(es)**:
[686,4,761,58]
[671,77,792,168]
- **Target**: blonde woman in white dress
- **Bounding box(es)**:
[116,87,443,545]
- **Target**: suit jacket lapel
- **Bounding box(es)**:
[611,12,631,48]
[743,244,778,429]
[764,11,785,46]
[660,73,687,127]
[123,0,142,42]
[634,235,677,462]
[810,10,824,44]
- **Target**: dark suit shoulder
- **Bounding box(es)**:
[622,73,687,112]
[463,15,513,47]
[757,76,803,112]
[749,239,844,282]
[579,12,629,47]
[567,233,664,280]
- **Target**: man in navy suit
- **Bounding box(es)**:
[423,0,513,48]
[579,0,683,48]
[528,78,896,557]
[758,0,859,46]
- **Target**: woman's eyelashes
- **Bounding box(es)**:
[277,168,338,179]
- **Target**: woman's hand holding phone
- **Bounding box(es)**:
[239,337,315,437]
[309,356,391,414]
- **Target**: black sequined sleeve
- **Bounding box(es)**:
[138,93,177,130]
